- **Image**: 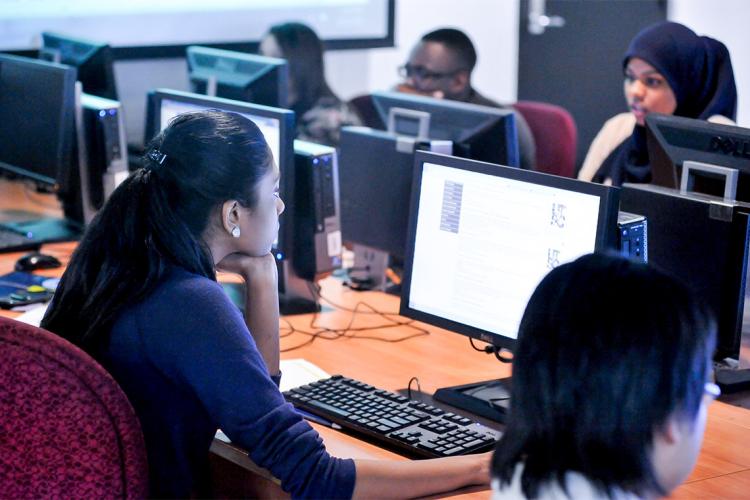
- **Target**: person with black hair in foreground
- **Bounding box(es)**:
[260,22,360,147]
[41,111,490,498]
[399,28,536,171]
[492,254,718,499]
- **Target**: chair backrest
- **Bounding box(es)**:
[0,316,148,499]
[513,100,578,178]
[347,93,383,129]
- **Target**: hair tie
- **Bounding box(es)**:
[145,149,168,171]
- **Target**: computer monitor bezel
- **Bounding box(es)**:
[39,31,118,101]
[647,113,750,201]
[370,91,519,168]
[144,88,295,260]
[0,54,77,188]
[399,151,620,352]
[186,46,289,109]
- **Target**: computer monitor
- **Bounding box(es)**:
[39,32,118,100]
[620,183,749,363]
[186,46,289,109]
[0,54,76,187]
[0,54,83,245]
[145,89,325,313]
[338,126,453,291]
[370,91,519,167]
[399,151,620,421]
[647,113,750,201]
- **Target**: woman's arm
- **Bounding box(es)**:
[353,453,491,498]
[217,252,280,376]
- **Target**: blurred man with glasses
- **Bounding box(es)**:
[398,28,536,170]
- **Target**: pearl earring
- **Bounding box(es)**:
[231,226,241,238]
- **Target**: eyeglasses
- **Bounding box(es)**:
[398,63,460,82]
[704,381,721,401]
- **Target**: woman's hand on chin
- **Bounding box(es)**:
[217,252,278,286]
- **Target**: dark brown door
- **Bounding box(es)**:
[517,0,667,170]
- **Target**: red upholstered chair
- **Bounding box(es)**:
[513,101,578,178]
[0,316,148,498]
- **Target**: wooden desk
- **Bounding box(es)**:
[2,179,750,498]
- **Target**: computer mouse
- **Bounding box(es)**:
[14,252,62,272]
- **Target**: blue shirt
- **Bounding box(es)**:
[102,266,355,498]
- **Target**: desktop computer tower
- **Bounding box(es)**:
[617,211,647,263]
[292,141,342,281]
[270,142,343,315]
[620,184,750,362]
[60,93,128,224]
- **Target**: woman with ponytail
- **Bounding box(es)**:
[42,110,490,498]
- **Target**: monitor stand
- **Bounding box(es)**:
[348,244,401,295]
[433,377,512,423]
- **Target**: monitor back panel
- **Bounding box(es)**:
[339,127,414,258]
[620,184,749,360]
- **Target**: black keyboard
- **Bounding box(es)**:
[284,375,501,458]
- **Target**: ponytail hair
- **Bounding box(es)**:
[42,110,273,353]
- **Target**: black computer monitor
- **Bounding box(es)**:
[370,91,519,167]
[145,89,294,255]
[0,54,76,187]
[399,151,620,422]
[39,32,118,100]
[647,113,750,201]
[186,46,289,109]
[339,127,421,259]
[0,54,82,245]
[620,183,749,363]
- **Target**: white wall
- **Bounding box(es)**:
[325,0,520,104]
[669,0,750,126]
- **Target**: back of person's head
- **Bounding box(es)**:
[421,28,478,73]
[42,110,273,352]
[265,22,333,114]
[624,21,737,120]
[492,253,716,498]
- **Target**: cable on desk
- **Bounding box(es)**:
[407,376,422,399]
[278,285,430,352]
[309,280,402,315]
[469,338,513,363]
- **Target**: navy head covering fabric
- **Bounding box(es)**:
[594,21,737,185]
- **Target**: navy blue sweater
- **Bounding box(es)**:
[101,266,355,498]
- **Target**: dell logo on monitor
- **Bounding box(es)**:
[709,136,750,158]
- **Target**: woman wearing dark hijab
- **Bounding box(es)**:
[579,21,737,185]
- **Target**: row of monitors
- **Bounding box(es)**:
[31,32,291,109]
[19,31,750,200]
[1,52,749,360]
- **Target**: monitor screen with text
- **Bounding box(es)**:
[400,152,619,349]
